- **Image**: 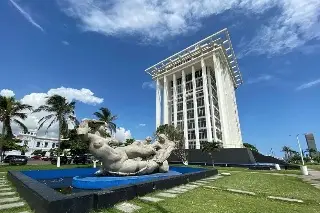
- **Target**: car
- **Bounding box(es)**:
[73,154,93,164]
[41,156,50,161]
[31,155,42,160]
[4,155,28,165]
[50,156,72,165]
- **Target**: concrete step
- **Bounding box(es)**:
[0,197,20,204]
[0,202,25,210]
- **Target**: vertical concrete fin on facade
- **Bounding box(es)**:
[181,70,189,149]
[192,66,200,149]
[173,73,178,127]
[156,78,161,128]
[207,67,217,141]
[163,75,169,124]
[201,57,213,142]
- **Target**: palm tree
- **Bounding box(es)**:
[33,95,78,167]
[0,96,32,160]
[0,96,32,138]
[281,146,292,161]
[201,141,223,167]
[93,107,117,135]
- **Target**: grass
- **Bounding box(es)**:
[306,164,320,171]
[99,187,319,213]
[100,168,320,213]
[1,164,319,213]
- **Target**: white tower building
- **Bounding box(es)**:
[145,29,243,149]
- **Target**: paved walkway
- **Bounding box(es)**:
[302,169,320,189]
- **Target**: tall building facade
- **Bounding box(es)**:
[305,133,318,157]
[145,29,243,149]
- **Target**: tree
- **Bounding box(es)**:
[306,148,318,158]
[156,124,188,165]
[201,141,223,166]
[0,134,23,159]
[93,107,117,135]
[243,143,258,152]
[0,96,32,159]
[33,95,78,167]
[20,144,29,156]
[281,146,293,161]
[61,129,89,156]
[125,138,135,145]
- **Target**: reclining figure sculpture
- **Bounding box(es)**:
[76,119,176,176]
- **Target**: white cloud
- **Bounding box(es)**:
[296,78,320,91]
[46,87,103,105]
[1,87,103,137]
[62,40,70,45]
[9,0,44,32]
[0,89,15,97]
[139,123,146,127]
[247,74,273,84]
[115,127,132,142]
[142,81,156,89]
[57,0,320,56]
[241,0,320,56]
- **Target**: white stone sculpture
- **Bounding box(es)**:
[76,120,176,176]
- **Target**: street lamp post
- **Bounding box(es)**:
[295,134,305,166]
[289,134,308,175]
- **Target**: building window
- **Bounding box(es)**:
[177,85,182,94]
[197,97,204,107]
[196,78,203,88]
[187,110,194,119]
[199,129,207,139]
[186,82,193,91]
[187,120,195,129]
[198,118,206,128]
[198,107,205,117]
[177,112,183,121]
[188,130,196,140]
[189,141,196,149]
[195,70,202,78]
[196,91,204,98]
[24,140,28,145]
[52,143,55,148]
[177,78,182,85]
[186,74,192,82]
[187,100,193,109]
[177,103,183,111]
[44,142,48,148]
[216,130,222,140]
[36,142,40,147]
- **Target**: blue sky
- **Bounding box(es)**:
[1,0,320,156]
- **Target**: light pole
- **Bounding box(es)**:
[289,134,308,175]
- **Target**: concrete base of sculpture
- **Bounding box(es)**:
[77,120,175,176]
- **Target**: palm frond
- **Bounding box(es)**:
[13,119,28,133]
[33,105,53,113]
[93,112,104,120]
[46,119,57,132]
[38,114,55,124]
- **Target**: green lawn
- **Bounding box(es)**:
[100,168,320,213]
[306,164,320,171]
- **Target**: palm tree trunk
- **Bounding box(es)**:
[57,120,61,168]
